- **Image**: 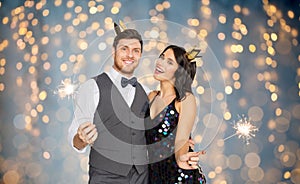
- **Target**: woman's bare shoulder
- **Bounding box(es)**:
[148,90,159,100]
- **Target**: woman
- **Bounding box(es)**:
[146,45,206,183]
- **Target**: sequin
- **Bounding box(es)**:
[146,98,206,183]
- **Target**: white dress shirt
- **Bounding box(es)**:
[68,67,150,152]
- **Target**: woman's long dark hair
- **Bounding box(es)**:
[159,45,197,101]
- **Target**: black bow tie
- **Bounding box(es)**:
[121,77,137,88]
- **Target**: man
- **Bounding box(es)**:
[68,23,149,183]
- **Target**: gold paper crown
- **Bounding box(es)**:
[186,46,201,62]
[114,20,127,35]
[119,20,127,30]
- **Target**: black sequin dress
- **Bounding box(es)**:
[145,95,206,184]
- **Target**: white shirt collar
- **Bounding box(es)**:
[108,67,135,82]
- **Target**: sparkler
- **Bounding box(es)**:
[54,78,78,99]
[224,115,259,145]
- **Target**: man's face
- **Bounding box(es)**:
[113,38,142,77]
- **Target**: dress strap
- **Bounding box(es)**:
[148,91,160,108]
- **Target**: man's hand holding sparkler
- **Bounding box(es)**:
[73,122,98,150]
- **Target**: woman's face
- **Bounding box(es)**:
[153,48,179,83]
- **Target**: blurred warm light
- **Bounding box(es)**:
[196,86,205,94]
[42,115,49,123]
[232,72,240,81]
[15,62,23,70]
[43,62,51,71]
[78,74,87,83]
[31,18,38,26]
[218,32,226,40]
[199,29,208,38]
[233,81,241,89]
[242,8,250,16]
[111,7,119,14]
[233,4,241,13]
[16,77,23,87]
[156,4,164,12]
[268,84,276,92]
[201,6,211,16]
[230,44,243,53]
[234,18,241,26]
[249,44,256,53]
[194,135,203,143]
[223,111,231,120]
[263,33,270,40]
[283,171,291,180]
[44,77,52,85]
[248,167,264,182]
[42,9,49,17]
[216,92,224,101]
[0,67,5,75]
[275,108,282,116]
[39,91,47,101]
[43,151,51,160]
[232,60,240,68]
[225,86,233,94]
[24,115,31,125]
[56,50,63,58]
[240,25,248,35]
[30,109,38,117]
[72,18,80,26]
[0,83,5,91]
[89,6,97,14]
[97,5,105,12]
[231,32,242,40]
[3,170,20,184]
[2,17,9,24]
[162,1,171,9]
[268,134,275,142]
[278,144,285,152]
[265,57,272,65]
[54,0,62,7]
[208,171,216,179]
[238,98,247,107]
[218,14,226,24]
[28,66,36,74]
[267,46,275,55]
[270,92,277,101]
[188,18,199,26]
[74,6,82,13]
[271,33,278,41]
[36,104,43,112]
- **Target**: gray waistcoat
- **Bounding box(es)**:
[90,73,149,176]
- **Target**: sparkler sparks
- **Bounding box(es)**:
[224,115,259,145]
[54,78,78,99]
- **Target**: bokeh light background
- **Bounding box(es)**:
[0,0,300,183]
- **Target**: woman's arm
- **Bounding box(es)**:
[175,93,202,169]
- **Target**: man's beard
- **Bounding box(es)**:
[114,55,136,75]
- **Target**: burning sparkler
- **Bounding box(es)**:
[224,115,259,145]
[54,78,78,99]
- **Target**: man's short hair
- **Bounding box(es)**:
[113,29,143,53]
